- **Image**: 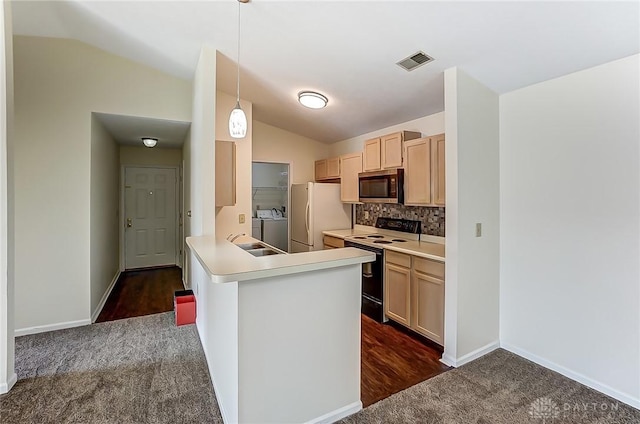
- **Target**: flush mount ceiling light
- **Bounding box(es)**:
[229,0,249,139]
[298,91,328,109]
[142,137,157,148]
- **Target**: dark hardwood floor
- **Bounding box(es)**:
[96,268,448,406]
[95,266,184,323]
[361,314,450,407]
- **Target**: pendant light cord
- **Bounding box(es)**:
[236,0,241,103]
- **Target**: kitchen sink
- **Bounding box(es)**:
[236,242,266,250]
[245,248,282,257]
[235,242,285,257]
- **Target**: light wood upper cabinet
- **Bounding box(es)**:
[363,131,421,172]
[431,134,446,205]
[362,138,381,172]
[326,157,341,178]
[404,133,445,206]
[340,152,362,203]
[215,140,236,207]
[404,138,432,205]
[381,133,404,168]
[315,159,327,181]
[315,157,341,181]
[384,251,445,345]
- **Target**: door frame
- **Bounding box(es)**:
[119,165,181,272]
[251,161,291,251]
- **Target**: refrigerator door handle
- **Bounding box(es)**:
[304,202,310,237]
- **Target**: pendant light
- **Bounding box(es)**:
[229,0,248,139]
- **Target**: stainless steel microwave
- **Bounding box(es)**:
[358,169,404,204]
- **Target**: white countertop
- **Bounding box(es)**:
[186,235,375,284]
[323,227,446,262]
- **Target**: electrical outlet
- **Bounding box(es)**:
[239,214,245,224]
[475,223,482,237]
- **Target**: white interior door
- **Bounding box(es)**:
[124,167,177,269]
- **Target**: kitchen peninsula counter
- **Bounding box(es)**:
[185,235,374,424]
[186,234,374,283]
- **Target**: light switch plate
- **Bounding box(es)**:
[475,223,482,237]
[239,214,245,224]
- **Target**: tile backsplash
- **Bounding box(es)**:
[355,203,445,236]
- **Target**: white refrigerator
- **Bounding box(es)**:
[290,182,352,252]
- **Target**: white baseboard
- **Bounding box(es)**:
[440,340,500,368]
[15,319,91,337]
[91,271,121,323]
[501,342,640,410]
[0,372,17,394]
[306,400,362,424]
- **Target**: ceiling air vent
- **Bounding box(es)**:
[396,51,434,72]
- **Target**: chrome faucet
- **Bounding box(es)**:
[227,233,246,242]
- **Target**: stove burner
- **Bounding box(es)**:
[391,239,407,242]
[373,240,392,244]
[367,235,384,239]
[353,236,366,239]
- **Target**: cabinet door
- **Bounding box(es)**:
[411,270,444,345]
[340,152,362,202]
[381,132,403,169]
[404,138,431,205]
[323,235,344,249]
[385,263,411,326]
[326,157,341,178]
[215,140,236,207]
[362,138,381,171]
[315,159,327,181]
[431,134,446,205]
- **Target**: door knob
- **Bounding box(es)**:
[126,218,132,228]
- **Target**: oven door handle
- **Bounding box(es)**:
[362,262,373,278]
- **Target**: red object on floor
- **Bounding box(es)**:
[175,294,196,326]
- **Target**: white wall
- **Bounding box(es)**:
[442,67,500,366]
[0,0,15,394]
[329,112,445,157]
[89,116,120,321]
[189,46,217,239]
[182,128,191,287]
[253,120,329,184]
[215,90,252,237]
[499,54,640,408]
[119,146,182,167]
[13,36,191,331]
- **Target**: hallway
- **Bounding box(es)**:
[96,266,184,323]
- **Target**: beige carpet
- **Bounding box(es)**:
[1,312,638,423]
[0,313,221,423]
[341,349,640,423]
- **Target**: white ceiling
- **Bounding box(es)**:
[12,1,640,144]
[94,113,191,149]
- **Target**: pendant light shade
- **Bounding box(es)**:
[229,101,247,138]
[229,0,248,139]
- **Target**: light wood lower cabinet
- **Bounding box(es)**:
[323,235,344,249]
[384,251,411,326]
[384,250,445,345]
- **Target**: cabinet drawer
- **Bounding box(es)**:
[413,257,444,279]
[323,235,344,249]
[386,250,411,268]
